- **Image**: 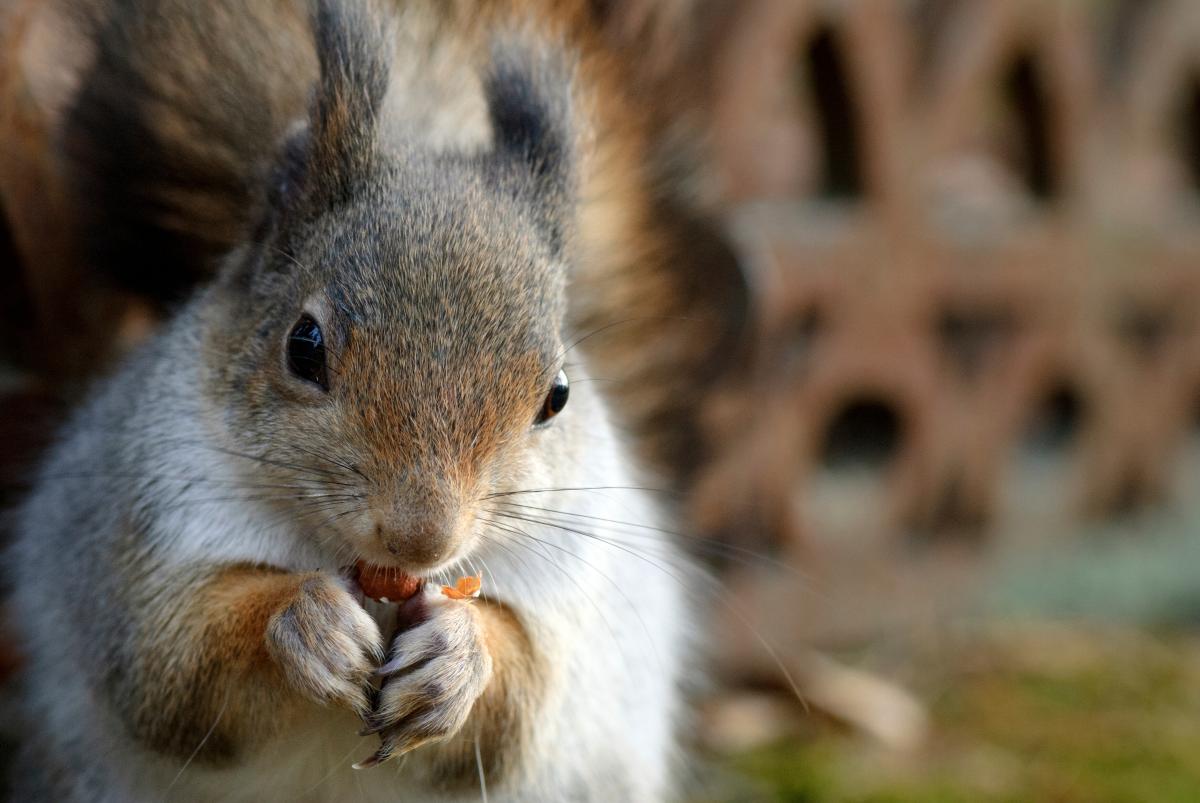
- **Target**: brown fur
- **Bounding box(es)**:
[114,564,315,764]
[102,558,545,783]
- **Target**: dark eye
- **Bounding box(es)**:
[534,370,569,426]
[287,314,328,391]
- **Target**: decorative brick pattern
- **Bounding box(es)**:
[693,0,1200,647]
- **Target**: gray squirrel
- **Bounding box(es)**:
[9,0,694,799]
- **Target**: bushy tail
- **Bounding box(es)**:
[62,0,392,300]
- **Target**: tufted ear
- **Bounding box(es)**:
[265,0,391,233]
[306,0,392,206]
[482,38,577,251]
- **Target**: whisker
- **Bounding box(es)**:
[482,485,677,501]
[473,533,538,602]
[474,729,489,803]
[479,519,633,666]
[166,687,230,796]
[301,739,364,795]
[555,315,708,363]
[37,471,351,491]
[488,502,813,583]
[488,510,809,710]
[479,517,653,673]
[282,440,369,482]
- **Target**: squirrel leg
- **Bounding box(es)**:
[110,563,381,765]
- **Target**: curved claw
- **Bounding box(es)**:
[352,737,418,770]
[351,749,390,770]
[372,654,409,678]
[373,651,435,678]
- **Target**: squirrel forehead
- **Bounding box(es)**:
[298,165,565,310]
[286,181,566,362]
[304,170,561,291]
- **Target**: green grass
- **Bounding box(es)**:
[700,627,1200,802]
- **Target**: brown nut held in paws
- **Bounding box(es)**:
[353,561,424,602]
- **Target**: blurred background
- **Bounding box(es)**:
[4,0,1200,800]
[678,1,1200,799]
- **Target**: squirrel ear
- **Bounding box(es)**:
[270,0,391,226]
[483,38,577,248]
[306,0,392,206]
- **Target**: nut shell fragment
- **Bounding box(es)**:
[441,574,482,600]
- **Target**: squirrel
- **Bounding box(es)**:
[8,0,695,799]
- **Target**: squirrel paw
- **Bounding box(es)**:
[266,574,383,715]
[355,588,493,768]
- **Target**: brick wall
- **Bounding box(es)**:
[689,0,1200,653]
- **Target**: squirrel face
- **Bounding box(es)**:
[199,12,579,574]
[209,159,571,572]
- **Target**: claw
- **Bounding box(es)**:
[374,646,437,678]
[372,655,405,678]
[352,749,391,770]
[352,738,417,769]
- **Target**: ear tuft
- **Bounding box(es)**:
[270,0,392,225]
[306,0,393,209]
[483,37,576,204]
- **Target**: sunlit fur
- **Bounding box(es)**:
[8,0,695,800]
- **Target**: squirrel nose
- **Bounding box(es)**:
[373,500,461,569]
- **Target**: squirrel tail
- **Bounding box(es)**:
[62,0,391,300]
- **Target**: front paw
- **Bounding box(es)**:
[356,588,493,767]
[265,574,383,715]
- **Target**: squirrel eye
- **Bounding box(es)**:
[286,314,328,391]
[534,370,569,426]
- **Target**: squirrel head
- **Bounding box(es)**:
[203,1,580,573]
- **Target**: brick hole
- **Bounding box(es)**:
[1021,381,1086,457]
[819,395,904,474]
[934,305,1016,381]
[1000,48,1059,202]
[807,394,907,546]
[1174,73,1200,196]
[799,25,865,201]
